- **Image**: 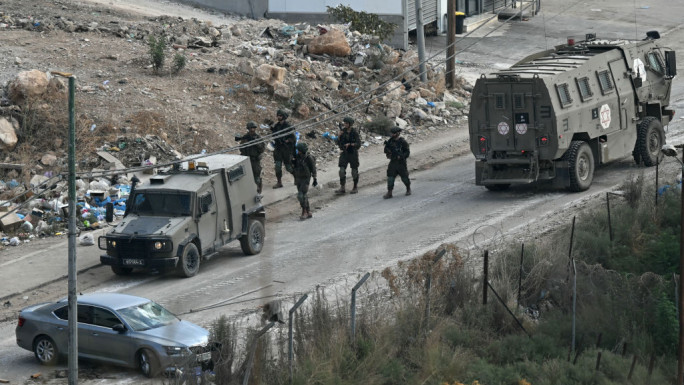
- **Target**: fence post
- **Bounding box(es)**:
[242,322,276,385]
[350,273,370,341]
[486,281,531,338]
[606,192,613,242]
[568,216,576,260]
[424,250,446,332]
[595,351,602,371]
[483,250,489,305]
[571,259,577,356]
[288,294,308,384]
[627,354,637,380]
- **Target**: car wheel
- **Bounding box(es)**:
[636,116,664,167]
[240,219,265,255]
[34,335,59,366]
[178,242,200,278]
[111,266,133,275]
[566,140,594,192]
[138,348,159,378]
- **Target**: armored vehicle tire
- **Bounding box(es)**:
[240,219,265,255]
[178,243,200,278]
[485,184,510,191]
[636,117,664,167]
[111,266,133,275]
[567,141,594,192]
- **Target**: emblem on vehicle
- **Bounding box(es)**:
[497,122,510,135]
[515,123,528,135]
[600,104,611,129]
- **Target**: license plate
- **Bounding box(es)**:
[122,259,145,266]
[196,352,211,362]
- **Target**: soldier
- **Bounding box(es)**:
[293,142,317,220]
[238,121,265,194]
[334,116,361,195]
[270,109,296,189]
[383,127,411,199]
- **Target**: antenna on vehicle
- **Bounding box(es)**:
[633,0,638,40]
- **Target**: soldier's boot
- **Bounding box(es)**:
[300,207,307,220]
[306,203,313,219]
[383,189,393,199]
[273,177,283,189]
[335,183,346,195]
[257,181,262,194]
[350,180,358,194]
[405,186,411,196]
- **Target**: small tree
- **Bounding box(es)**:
[148,35,166,73]
[172,53,187,74]
[326,5,397,43]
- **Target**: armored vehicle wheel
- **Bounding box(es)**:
[567,141,594,192]
[34,335,59,365]
[178,243,200,278]
[111,266,133,275]
[485,184,510,191]
[636,117,664,167]
[240,219,265,255]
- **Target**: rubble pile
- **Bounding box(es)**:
[0,0,475,246]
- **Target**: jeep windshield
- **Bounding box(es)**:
[131,191,191,216]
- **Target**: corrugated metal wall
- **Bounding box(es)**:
[407,0,439,30]
[482,0,508,13]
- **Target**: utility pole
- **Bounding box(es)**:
[414,0,427,82]
[679,147,684,385]
[66,74,78,385]
[446,0,455,88]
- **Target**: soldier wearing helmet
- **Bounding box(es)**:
[334,116,361,195]
[270,109,296,188]
[383,126,411,199]
[238,121,265,193]
[293,142,317,219]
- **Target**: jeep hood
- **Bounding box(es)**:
[112,216,191,236]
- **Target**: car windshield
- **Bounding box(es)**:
[132,191,191,216]
[117,301,178,331]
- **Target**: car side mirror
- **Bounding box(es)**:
[112,323,126,333]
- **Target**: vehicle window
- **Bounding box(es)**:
[92,307,122,328]
[54,306,68,320]
[647,52,664,74]
[576,77,592,101]
[513,94,524,109]
[132,192,191,216]
[117,301,178,331]
[597,70,614,94]
[199,192,213,213]
[556,83,572,107]
[77,305,93,324]
[494,94,505,109]
[228,165,245,182]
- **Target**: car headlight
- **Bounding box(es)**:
[154,241,163,250]
[164,346,186,356]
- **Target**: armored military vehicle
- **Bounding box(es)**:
[469,32,676,191]
[99,154,265,277]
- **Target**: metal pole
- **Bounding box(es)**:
[446,0,456,89]
[288,294,308,384]
[243,322,275,385]
[678,148,684,385]
[483,250,488,305]
[414,0,427,82]
[571,259,577,356]
[350,273,370,341]
[67,75,78,385]
[656,157,659,207]
[568,216,576,260]
[518,243,524,305]
[606,193,613,242]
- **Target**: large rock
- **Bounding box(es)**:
[253,64,286,87]
[273,82,292,100]
[308,29,351,57]
[0,117,18,151]
[8,70,49,104]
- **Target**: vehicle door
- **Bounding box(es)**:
[197,188,218,253]
[84,306,134,366]
[486,81,536,153]
[53,305,98,357]
[607,59,635,132]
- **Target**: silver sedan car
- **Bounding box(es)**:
[15,292,213,377]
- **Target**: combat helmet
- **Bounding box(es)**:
[342,116,354,125]
[276,109,289,119]
[246,121,257,129]
[390,126,402,134]
[296,142,308,153]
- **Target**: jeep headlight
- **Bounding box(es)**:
[111,240,116,247]
[154,241,163,250]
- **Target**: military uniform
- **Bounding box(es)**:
[293,142,317,219]
[271,109,296,188]
[335,117,361,194]
[383,127,411,198]
[238,122,265,193]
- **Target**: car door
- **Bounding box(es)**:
[53,305,97,357]
[86,306,136,366]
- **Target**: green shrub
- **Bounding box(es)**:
[326,5,397,43]
[172,52,186,74]
[653,291,678,355]
[148,35,166,72]
[364,115,395,136]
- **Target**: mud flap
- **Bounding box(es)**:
[552,159,571,189]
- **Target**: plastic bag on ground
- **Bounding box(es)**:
[79,233,95,246]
